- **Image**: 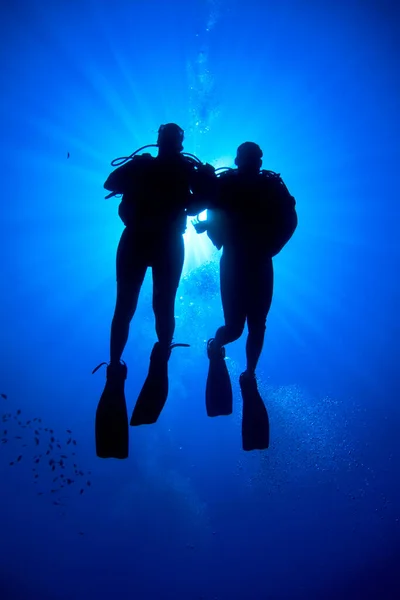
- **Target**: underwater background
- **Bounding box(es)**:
[0,0,399,598]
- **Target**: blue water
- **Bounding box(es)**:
[1,1,399,598]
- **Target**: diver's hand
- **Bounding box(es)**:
[191,217,208,234]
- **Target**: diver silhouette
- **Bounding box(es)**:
[95,123,216,459]
[194,141,297,451]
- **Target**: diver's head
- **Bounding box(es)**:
[157,123,184,155]
[235,142,263,173]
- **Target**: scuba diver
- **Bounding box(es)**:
[193,142,297,451]
[95,123,216,459]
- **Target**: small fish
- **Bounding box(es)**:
[66,478,74,485]
[3,429,7,435]
[49,459,55,465]
[49,429,54,434]
[34,474,39,479]
[79,489,84,495]
[61,455,68,459]
[72,440,77,446]
[50,489,57,493]
[27,420,31,424]
[15,436,22,439]
[52,465,55,472]
[67,152,70,159]
[60,474,65,479]
[37,492,44,495]
[57,444,61,449]
[66,429,72,433]
[34,458,40,464]
[46,450,50,455]
[1,394,7,399]
[50,436,55,443]
[67,438,71,445]
[16,409,21,415]
[35,430,40,435]
[79,532,84,536]
[34,438,39,445]
[86,481,91,487]
[9,461,14,466]
[17,455,22,462]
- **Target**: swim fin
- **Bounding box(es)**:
[206,338,233,417]
[94,361,129,459]
[130,342,189,426]
[240,371,269,451]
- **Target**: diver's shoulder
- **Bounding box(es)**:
[218,168,237,181]
[260,169,282,180]
[126,153,155,172]
[132,152,154,163]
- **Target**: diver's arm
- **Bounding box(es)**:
[104,162,134,193]
[186,163,218,215]
[195,209,225,250]
[191,216,209,234]
[186,200,209,217]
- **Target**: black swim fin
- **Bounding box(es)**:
[240,371,269,451]
[206,339,233,417]
[130,342,189,426]
[94,361,129,459]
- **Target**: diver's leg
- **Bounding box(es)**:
[96,229,147,459]
[245,257,274,375]
[213,249,247,349]
[110,230,147,365]
[152,234,185,351]
[129,235,185,427]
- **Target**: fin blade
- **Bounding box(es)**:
[240,375,269,451]
[130,343,169,426]
[206,356,233,417]
[95,380,129,459]
[130,368,169,426]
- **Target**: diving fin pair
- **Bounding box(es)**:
[205,339,269,450]
[94,343,189,459]
[130,342,190,426]
[94,361,129,460]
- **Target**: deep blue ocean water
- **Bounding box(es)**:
[0,1,399,598]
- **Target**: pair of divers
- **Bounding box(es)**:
[94,123,297,459]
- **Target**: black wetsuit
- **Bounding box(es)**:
[210,169,297,372]
[104,153,213,356]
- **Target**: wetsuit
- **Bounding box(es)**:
[104,153,213,359]
[209,169,297,372]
